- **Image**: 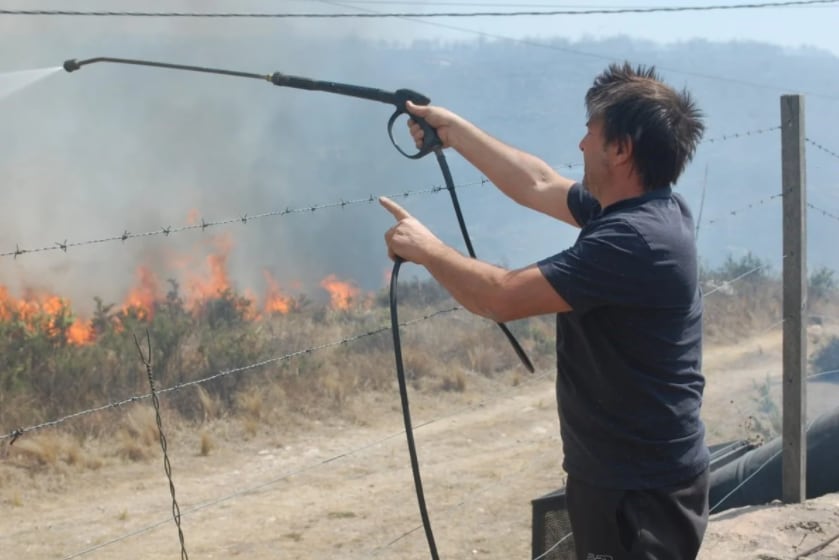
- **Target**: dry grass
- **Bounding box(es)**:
[703,280,782,344]
[199,431,214,456]
[439,369,467,392]
[115,408,159,462]
[10,432,80,468]
[1,278,833,479]
[196,386,222,423]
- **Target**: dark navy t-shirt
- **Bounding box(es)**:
[537,183,708,490]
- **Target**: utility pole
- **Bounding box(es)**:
[780,94,807,504]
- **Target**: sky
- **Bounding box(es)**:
[304,0,839,56]
[1,0,839,59]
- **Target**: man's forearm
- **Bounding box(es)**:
[420,242,507,322]
[449,121,551,203]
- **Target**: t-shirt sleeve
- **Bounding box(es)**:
[537,220,654,315]
[567,182,600,227]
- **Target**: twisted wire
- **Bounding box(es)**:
[134,332,189,560]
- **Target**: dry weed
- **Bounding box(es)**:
[467,343,506,375]
[199,431,214,456]
[9,432,82,469]
[321,372,349,404]
[116,408,159,462]
[241,417,259,439]
[403,350,437,383]
[196,386,221,423]
[235,388,264,422]
[439,370,467,392]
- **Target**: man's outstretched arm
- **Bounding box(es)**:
[406,101,579,227]
[380,196,571,322]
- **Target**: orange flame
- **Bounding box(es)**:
[67,318,95,345]
[1,228,379,347]
[320,274,360,310]
[263,270,293,314]
[187,234,233,306]
[122,266,161,320]
[0,286,94,345]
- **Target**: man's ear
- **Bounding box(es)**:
[613,135,634,165]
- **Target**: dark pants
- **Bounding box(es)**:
[566,469,709,560]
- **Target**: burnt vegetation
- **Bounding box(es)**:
[0,255,836,463]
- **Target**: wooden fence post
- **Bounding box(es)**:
[781,94,807,504]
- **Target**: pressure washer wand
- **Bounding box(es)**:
[63,57,441,159]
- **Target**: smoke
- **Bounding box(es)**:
[0,0,434,312]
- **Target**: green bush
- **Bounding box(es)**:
[809,267,837,301]
[811,336,839,377]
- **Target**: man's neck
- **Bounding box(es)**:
[596,178,646,209]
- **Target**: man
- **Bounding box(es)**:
[380,63,709,559]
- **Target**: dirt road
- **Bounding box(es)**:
[2,329,838,559]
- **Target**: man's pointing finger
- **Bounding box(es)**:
[379,196,412,220]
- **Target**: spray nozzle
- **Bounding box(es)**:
[63,59,81,73]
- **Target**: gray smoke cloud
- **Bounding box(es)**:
[0,0,439,313]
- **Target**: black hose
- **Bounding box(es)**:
[434,148,535,373]
[389,257,440,560]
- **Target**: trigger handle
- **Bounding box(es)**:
[387,88,441,160]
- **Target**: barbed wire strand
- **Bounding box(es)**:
[808,202,839,224]
[805,137,839,161]
[1,307,461,443]
[701,258,779,298]
[703,126,781,144]
[808,367,839,381]
[1,0,836,18]
[0,182,481,259]
[705,190,785,226]
[60,368,554,559]
[0,124,779,261]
